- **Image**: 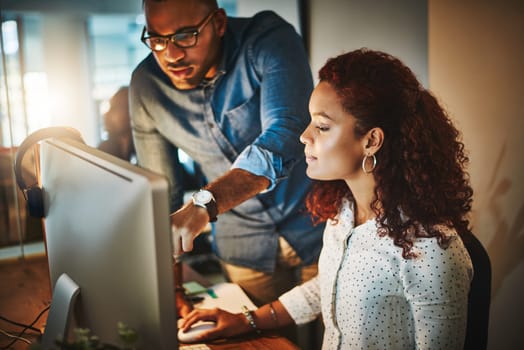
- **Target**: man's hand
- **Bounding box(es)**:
[171,202,210,253]
[171,168,270,254]
[176,290,193,318]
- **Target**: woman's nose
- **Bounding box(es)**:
[300,125,312,145]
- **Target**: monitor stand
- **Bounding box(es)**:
[41,273,80,350]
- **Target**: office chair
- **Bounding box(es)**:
[461,230,492,350]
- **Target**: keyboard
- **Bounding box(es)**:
[179,344,211,350]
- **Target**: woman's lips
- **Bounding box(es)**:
[305,155,317,163]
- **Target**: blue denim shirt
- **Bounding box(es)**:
[129,11,323,272]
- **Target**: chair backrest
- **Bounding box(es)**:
[461,230,491,350]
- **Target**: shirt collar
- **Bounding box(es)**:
[199,36,229,88]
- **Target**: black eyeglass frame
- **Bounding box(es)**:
[141,9,220,51]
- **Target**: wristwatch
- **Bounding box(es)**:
[191,189,218,222]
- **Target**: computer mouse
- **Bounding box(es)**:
[177,321,216,343]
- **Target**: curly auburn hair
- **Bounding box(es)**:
[306,48,473,258]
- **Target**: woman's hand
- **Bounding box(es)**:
[179,307,252,342]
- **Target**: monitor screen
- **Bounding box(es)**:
[40,138,178,349]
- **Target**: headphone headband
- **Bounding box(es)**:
[14,126,84,217]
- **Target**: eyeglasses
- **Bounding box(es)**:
[141,10,219,51]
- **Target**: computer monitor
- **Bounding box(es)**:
[39,138,178,349]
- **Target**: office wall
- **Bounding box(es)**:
[429,1,524,348]
[309,0,428,86]
[235,0,301,34]
[0,0,141,14]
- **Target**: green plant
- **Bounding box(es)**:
[30,322,138,350]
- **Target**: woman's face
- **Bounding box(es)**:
[300,82,365,182]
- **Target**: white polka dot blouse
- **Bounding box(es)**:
[279,200,473,350]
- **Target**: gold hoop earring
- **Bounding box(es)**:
[361,154,377,174]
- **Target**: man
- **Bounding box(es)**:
[130,0,323,307]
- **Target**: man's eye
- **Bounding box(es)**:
[149,37,165,45]
[316,125,330,132]
[175,32,196,41]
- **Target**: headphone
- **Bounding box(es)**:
[14,127,85,218]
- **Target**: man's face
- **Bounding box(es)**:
[143,0,226,90]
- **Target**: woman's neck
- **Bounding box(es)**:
[354,207,375,226]
[347,177,378,226]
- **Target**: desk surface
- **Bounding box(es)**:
[201,334,299,349]
[0,255,298,350]
[181,264,299,350]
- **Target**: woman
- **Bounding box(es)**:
[180,48,474,349]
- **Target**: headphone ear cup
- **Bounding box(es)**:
[14,126,84,218]
[25,186,45,218]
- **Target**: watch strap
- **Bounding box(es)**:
[204,197,217,222]
[192,190,218,222]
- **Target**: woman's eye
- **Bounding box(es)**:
[316,125,330,132]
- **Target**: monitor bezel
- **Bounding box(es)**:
[40,138,178,349]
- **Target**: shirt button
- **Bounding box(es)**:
[208,122,214,128]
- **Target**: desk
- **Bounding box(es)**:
[180,264,299,350]
[0,256,298,350]
[198,334,299,349]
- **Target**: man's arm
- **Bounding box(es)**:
[171,168,270,252]
[209,168,270,213]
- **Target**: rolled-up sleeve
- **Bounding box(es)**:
[231,145,281,188]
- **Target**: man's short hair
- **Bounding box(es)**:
[143,0,219,7]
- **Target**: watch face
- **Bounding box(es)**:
[193,190,212,204]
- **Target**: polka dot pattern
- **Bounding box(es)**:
[279,200,473,350]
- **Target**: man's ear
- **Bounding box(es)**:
[364,127,384,154]
[214,8,228,37]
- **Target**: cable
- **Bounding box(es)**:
[0,329,31,345]
[0,305,49,350]
[0,315,41,333]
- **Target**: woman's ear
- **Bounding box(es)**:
[364,127,384,154]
